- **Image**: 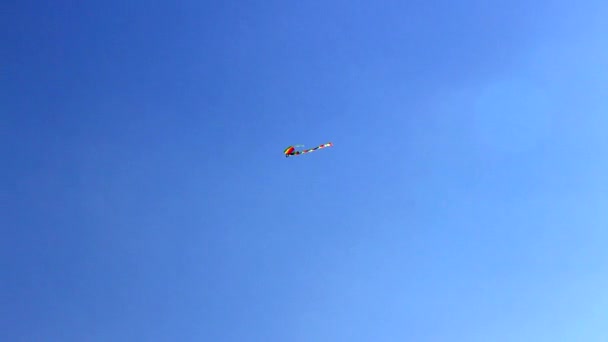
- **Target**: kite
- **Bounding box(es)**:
[284,142,333,157]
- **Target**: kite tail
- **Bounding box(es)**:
[300,142,333,154]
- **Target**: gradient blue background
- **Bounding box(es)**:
[3,1,608,341]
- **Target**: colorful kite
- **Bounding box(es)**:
[284,142,333,157]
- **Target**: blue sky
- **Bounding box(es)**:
[2,1,608,341]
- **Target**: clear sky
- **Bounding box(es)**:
[3,1,608,341]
